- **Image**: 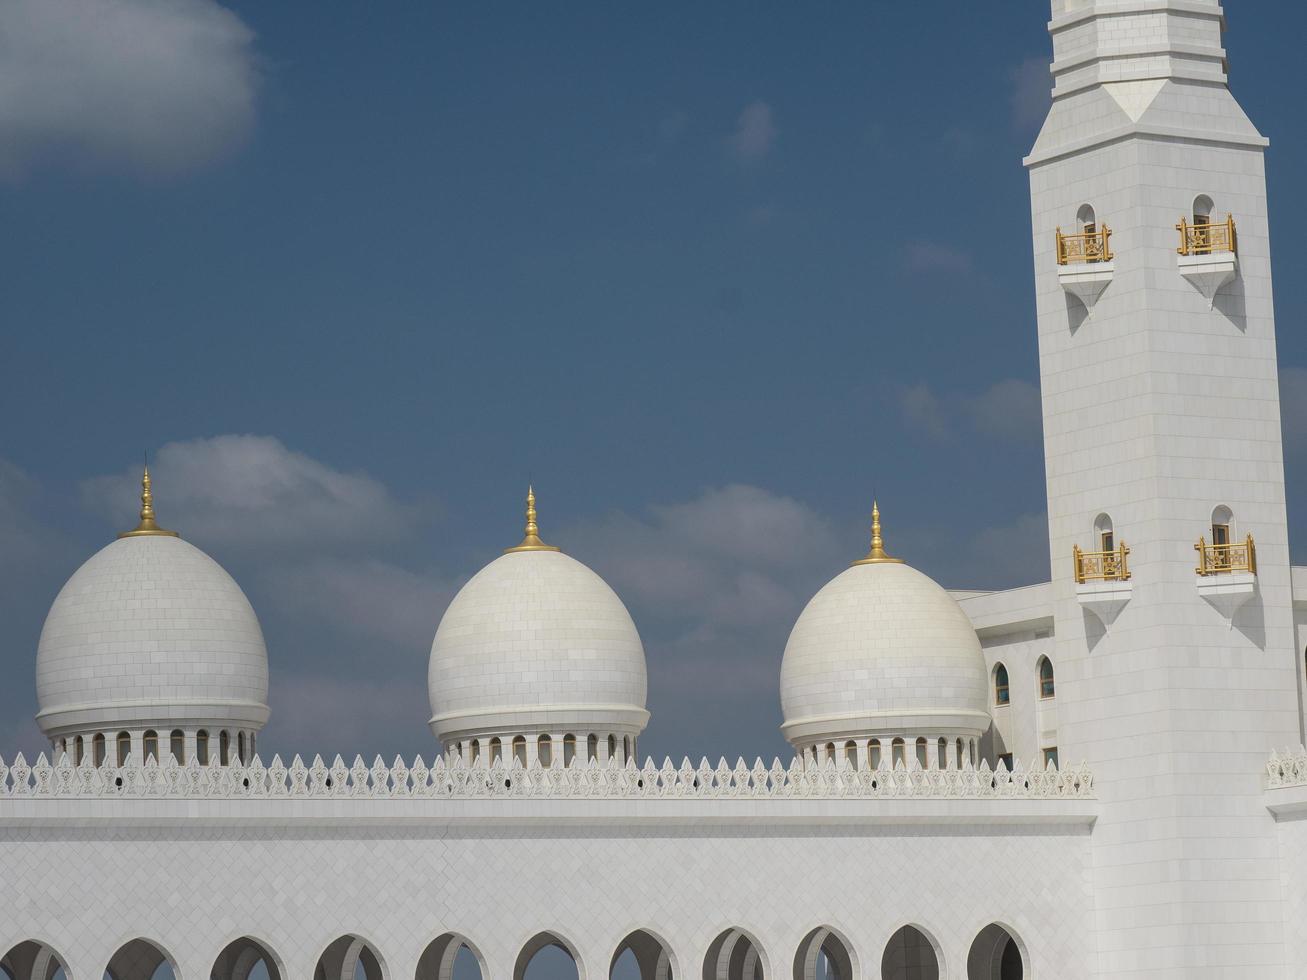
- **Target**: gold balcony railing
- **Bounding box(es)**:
[1177,215,1237,257]
[1195,534,1256,576]
[1056,226,1113,265]
[1073,543,1130,584]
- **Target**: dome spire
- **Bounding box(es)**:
[852,499,902,566]
[504,485,561,554]
[117,464,180,539]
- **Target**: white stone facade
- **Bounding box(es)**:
[3,2,1306,979]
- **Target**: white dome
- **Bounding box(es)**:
[779,559,989,746]
[428,548,649,744]
[36,534,270,739]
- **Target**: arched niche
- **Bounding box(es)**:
[514,932,582,980]
[880,926,941,980]
[966,924,1025,980]
[1075,203,1096,230]
[314,935,387,980]
[1193,194,1214,221]
[703,929,766,980]
[103,939,178,980]
[611,929,676,980]
[3,941,70,980]
[211,937,285,980]
[793,926,856,980]
[415,934,486,980]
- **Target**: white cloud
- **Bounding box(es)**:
[896,379,1044,445]
[903,241,974,275]
[897,383,953,441]
[0,0,259,179]
[968,378,1043,443]
[729,100,777,161]
[259,559,460,651]
[955,511,1051,590]
[82,435,422,553]
[1010,55,1051,130]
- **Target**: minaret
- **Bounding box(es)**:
[1026,2,1298,976]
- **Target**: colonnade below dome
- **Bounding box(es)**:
[445,730,636,769]
[795,734,981,772]
[51,725,259,769]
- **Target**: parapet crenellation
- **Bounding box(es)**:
[1267,747,1307,788]
[0,750,1094,800]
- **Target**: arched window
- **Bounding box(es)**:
[72,735,84,765]
[869,740,882,770]
[915,737,928,769]
[488,737,502,765]
[564,734,577,766]
[938,737,949,769]
[538,735,553,767]
[883,925,941,980]
[1193,194,1214,223]
[891,737,906,768]
[608,733,617,759]
[704,928,766,980]
[794,926,854,980]
[1094,512,1114,553]
[116,731,131,766]
[2,940,71,980]
[613,928,677,980]
[417,933,486,980]
[92,733,106,767]
[825,742,836,765]
[142,730,158,762]
[1038,657,1056,699]
[196,730,209,765]
[106,939,178,980]
[512,735,527,766]
[994,663,1010,706]
[515,932,581,980]
[586,733,598,761]
[623,736,631,762]
[956,737,965,768]
[237,731,247,764]
[212,936,285,980]
[966,923,1025,979]
[169,730,184,763]
[844,741,858,767]
[219,730,230,766]
[1077,203,1096,236]
[315,935,385,980]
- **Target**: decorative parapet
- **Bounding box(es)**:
[1267,747,1307,789]
[0,752,1094,801]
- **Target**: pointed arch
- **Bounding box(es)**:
[880,925,941,980]
[514,932,583,980]
[966,924,1025,980]
[3,941,70,980]
[703,929,766,980]
[415,934,486,980]
[314,935,387,980]
[104,939,178,980]
[211,937,285,980]
[793,926,856,980]
[611,929,677,980]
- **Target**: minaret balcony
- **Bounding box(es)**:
[1055,226,1114,311]
[1195,534,1257,623]
[1177,215,1239,309]
[1073,543,1131,624]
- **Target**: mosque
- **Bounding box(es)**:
[4,2,1307,979]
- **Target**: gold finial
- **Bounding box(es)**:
[117,465,179,539]
[504,485,561,554]
[852,499,902,566]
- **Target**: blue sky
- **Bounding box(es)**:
[1,1,1305,769]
